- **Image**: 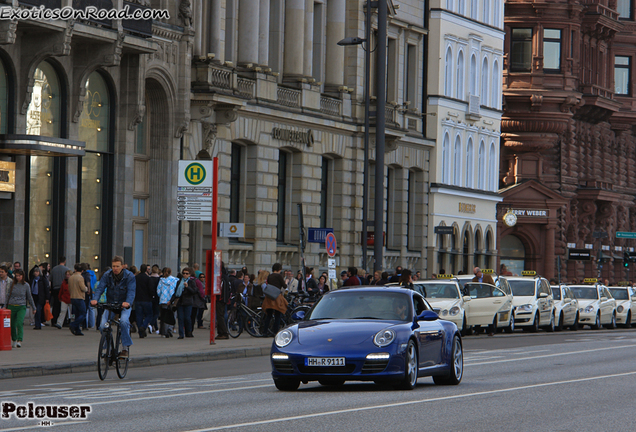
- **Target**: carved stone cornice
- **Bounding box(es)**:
[501,119,568,135]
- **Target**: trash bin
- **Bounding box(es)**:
[0,309,11,351]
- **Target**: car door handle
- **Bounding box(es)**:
[493,300,502,304]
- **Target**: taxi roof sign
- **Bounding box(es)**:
[482,269,494,274]
[583,278,598,284]
[521,270,537,277]
[618,281,630,286]
[436,274,454,279]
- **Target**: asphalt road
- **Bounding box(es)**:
[2,329,636,431]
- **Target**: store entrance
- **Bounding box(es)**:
[500,234,525,276]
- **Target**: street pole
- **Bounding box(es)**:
[361,0,371,272]
[209,157,218,345]
[374,0,387,273]
[298,203,306,289]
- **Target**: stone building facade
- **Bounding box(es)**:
[183,0,434,274]
[0,0,191,274]
[499,0,636,282]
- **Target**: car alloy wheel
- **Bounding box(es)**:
[546,313,555,332]
[625,311,632,329]
[504,315,515,333]
[530,313,539,332]
[433,334,463,385]
[570,313,579,331]
[592,312,601,330]
[556,313,564,331]
[607,312,617,329]
[397,340,418,390]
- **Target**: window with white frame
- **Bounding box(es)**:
[470,54,477,95]
[489,142,497,191]
[466,137,474,188]
[492,60,499,109]
[481,57,489,106]
[442,133,450,184]
[456,50,465,100]
[471,0,478,19]
[453,135,462,186]
[478,140,485,189]
[445,47,453,97]
[405,43,417,105]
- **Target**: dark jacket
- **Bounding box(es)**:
[172,277,198,307]
[30,277,50,305]
[135,273,156,303]
[192,278,206,309]
[93,269,136,305]
[343,276,361,287]
[246,283,263,310]
[305,277,320,295]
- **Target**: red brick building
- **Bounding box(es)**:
[498,0,636,283]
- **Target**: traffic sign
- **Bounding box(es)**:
[178,161,213,187]
[617,231,636,239]
[325,232,337,257]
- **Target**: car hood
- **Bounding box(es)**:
[296,320,400,346]
[577,299,599,308]
[512,296,536,307]
[427,299,461,311]
[616,299,630,308]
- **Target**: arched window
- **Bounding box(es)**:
[466,137,474,188]
[489,142,497,191]
[474,229,482,267]
[478,140,485,189]
[471,0,478,19]
[456,50,464,100]
[485,230,493,269]
[492,60,499,109]
[462,230,470,274]
[445,47,453,97]
[483,0,490,25]
[481,57,489,106]
[453,135,462,186]
[470,54,477,96]
[442,133,450,184]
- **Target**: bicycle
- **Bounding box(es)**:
[96,303,130,380]
[226,294,263,338]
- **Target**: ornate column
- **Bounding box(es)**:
[258,0,270,66]
[283,0,305,79]
[209,0,224,61]
[238,0,260,66]
[325,0,345,89]
[303,0,314,78]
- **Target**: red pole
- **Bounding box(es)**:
[210,157,219,345]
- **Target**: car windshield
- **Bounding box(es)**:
[464,283,504,298]
[308,291,413,321]
[508,280,536,297]
[551,288,561,300]
[570,287,599,300]
[609,288,629,300]
[416,283,459,299]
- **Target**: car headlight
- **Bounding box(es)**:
[440,309,449,316]
[617,305,624,313]
[585,305,594,313]
[518,304,533,312]
[449,306,461,316]
[274,329,293,348]
[373,329,396,347]
[579,308,583,313]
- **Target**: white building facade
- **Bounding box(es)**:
[426,0,505,274]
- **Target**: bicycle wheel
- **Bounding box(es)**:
[97,332,110,381]
[115,327,129,379]
[245,312,261,337]
[227,309,243,338]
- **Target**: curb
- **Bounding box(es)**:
[0,346,272,380]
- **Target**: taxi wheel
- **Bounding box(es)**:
[605,312,617,329]
[623,311,632,329]
[274,378,300,391]
[504,315,515,333]
[569,313,579,331]
[460,316,472,336]
[433,334,463,386]
[591,312,601,330]
[555,313,564,331]
[396,340,418,390]
[545,313,555,332]
[529,313,539,333]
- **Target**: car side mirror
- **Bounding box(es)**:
[291,310,306,321]
[462,296,472,302]
[417,310,439,321]
[538,292,548,298]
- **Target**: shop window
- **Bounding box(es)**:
[462,231,470,275]
[615,56,631,95]
[511,28,533,72]
[500,234,525,277]
[543,29,562,72]
[474,230,482,267]
[618,0,632,19]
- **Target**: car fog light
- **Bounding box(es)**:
[271,353,289,361]
[617,305,624,313]
[366,353,390,360]
[441,309,448,316]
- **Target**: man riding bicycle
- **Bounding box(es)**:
[91,256,136,358]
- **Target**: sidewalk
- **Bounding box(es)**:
[0,324,273,380]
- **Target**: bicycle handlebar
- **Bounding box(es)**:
[96,302,130,311]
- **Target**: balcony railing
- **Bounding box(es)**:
[320,96,342,116]
[236,78,255,99]
[277,87,301,108]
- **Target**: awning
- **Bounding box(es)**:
[0,135,85,157]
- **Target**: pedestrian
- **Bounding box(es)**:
[193,263,202,279]
[157,267,178,337]
[135,264,155,338]
[254,270,269,307]
[68,263,88,336]
[216,263,231,339]
[305,267,320,296]
[358,269,369,285]
[6,269,36,347]
[414,271,421,281]
[49,257,69,326]
[388,266,403,283]
[500,264,513,276]
[378,272,390,285]
[337,270,348,289]
[170,267,198,339]
[343,267,361,286]
[472,267,495,285]
[398,269,414,289]
[317,274,330,294]
[284,270,299,293]
[193,272,207,329]
[371,271,382,285]
[0,265,13,308]
[190,272,206,333]
[54,270,72,329]
[246,273,263,310]
[149,265,161,333]
[82,263,95,330]
[29,266,49,330]
[262,263,288,337]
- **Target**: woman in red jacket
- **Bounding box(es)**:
[53,270,72,329]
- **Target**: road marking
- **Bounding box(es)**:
[510,349,549,355]
[0,421,90,432]
[467,344,636,366]
[32,380,95,387]
[183,370,636,431]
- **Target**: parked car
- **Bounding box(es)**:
[506,272,555,332]
[550,284,579,330]
[412,280,467,333]
[607,285,635,328]
[570,281,617,330]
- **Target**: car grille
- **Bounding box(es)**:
[433,308,441,314]
[361,359,389,374]
[273,360,294,374]
[297,364,356,374]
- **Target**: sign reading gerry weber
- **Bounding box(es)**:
[271,127,314,146]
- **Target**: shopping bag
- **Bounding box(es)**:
[44,301,53,322]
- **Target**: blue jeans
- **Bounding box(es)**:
[70,299,86,333]
[135,301,154,330]
[100,307,133,348]
[176,304,193,338]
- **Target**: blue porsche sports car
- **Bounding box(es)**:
[270,286,463,391]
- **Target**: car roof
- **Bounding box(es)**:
[416,280,457,284]
[505,276,542,282]
[335,286,416,295]
[607,286,629,289]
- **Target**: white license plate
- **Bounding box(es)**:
[305,357,345,367]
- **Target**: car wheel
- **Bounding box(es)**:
[460,315,469,336]
[545,312,555,332]
[591,312,601,330]
[530,313,539,332]
[569,313,579,331]
[605,311,617,329]
[433,334,463,386]
[624,311,632,329]
[555,313,564,331]
[396,340,418,390]
[318,379,345,386]
[273,378,300,391]
[504,314,515,333]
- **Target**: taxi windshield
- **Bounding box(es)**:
[417,283,459,299]
[570,287,599,300]
[551,288,561,300]
[308,291,413,321]
[508,280,536,297]
[609,288,629,300]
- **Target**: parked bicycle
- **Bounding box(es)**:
[96,303,130,380]
[226,294,262,338]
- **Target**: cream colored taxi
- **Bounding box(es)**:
[570,280,617,330]
[550,284,579,330]
[507,271,555,332]
[413,278,466,332]
[607,284,635,328]
[455,270,514,333]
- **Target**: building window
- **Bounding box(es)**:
[492,60,500,109]
[0,60,8,134]
[494,0,501,27]
[543,29,562,72]
[385,167,394,247]
[470,54,477,95]
[405,44,417,105]
[489,142,497,191]
[276,151,288,243]
[462,231,470,275]
[470,0,478,19]
[320,157,331,228]
[447,0,453,10]
[511,28,533,72]
[474,230,482,267]
[456,50,464,100]
[442,133,450,184]
[615,56,631,95]
[466,138,474,188]
[481,57,489,106]
[387,38,397,102]
[458,0,465,15]
[482,0,490,25]
[453,135,462,186]
[618,0,632,19]
[478,140,485,190]
[445,47,453,97]
[230,143,242,223]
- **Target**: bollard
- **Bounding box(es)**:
[0,309,11,351]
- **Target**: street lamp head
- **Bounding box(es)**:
[337,37,366,46]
